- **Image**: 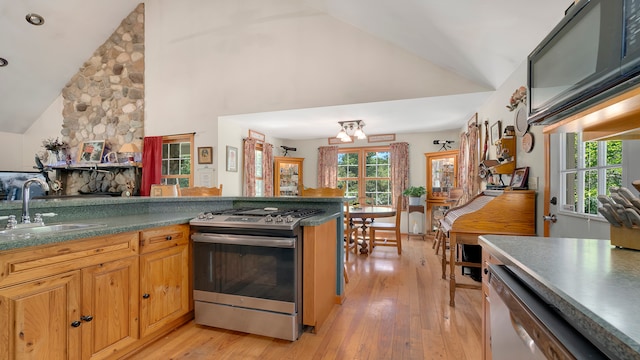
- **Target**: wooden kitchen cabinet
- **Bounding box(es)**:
[0,232,139,360]
[302,219,337,330]
[0,224,193,360]
[0,271,82,360]
[274,156,304,196]
[139,225,190,338]
[425,150,458,233]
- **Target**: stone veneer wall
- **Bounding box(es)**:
[57,3,144,195]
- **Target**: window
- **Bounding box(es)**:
[337,147,391,206]
[559,133,622,216]
[255,143,264,196]
[161,134,194,187]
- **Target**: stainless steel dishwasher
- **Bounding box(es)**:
[488,264,609,359]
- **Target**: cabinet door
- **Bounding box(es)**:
[0,271,81,360]
[81,257,139,360]
[139,245,189,338]
[425,150,459,199]
[274,156,304,196]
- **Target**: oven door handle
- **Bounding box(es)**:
[192,233,296,248]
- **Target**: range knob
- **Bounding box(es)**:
[197,212,207,219]
[265,215,273,222]
[275,215,283,223]
[206,213,214,219]
[285,215,294,223]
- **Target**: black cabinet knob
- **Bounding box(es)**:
[81,315,93,322]
[142,293,150,299]
[483,268,488,275]
[70,321,81,328]
[165,235,172,240]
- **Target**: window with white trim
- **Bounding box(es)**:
[559,133,622,216]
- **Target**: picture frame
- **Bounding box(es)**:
[367,133,396,143]
[328,137,353,145]
[491,121,502,144]
[509,166,529,189]
[77,140,105,163]
[198,146,213,164]
[226,146,238,172]
[248,129,265,142]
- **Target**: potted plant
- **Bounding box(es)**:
[402,186,426,206]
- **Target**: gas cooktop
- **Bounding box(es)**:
[189,207,325,230]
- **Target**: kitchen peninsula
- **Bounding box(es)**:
[0,196,343,359]
[480,235,640,359]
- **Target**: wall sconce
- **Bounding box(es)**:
[336,120,366,142]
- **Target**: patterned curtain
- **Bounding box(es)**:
[140,136,163,196]
[390,142,409,210]
[317,146,339,188]
[263,143,274,196]
[243,138,257,196]
[458,124,481,204]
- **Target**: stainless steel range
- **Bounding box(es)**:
[190,207,324,341]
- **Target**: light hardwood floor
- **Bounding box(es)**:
[131,235,483,360]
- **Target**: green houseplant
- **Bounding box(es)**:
[402,186,426,206]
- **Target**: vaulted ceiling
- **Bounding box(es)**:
[0,0,570,138]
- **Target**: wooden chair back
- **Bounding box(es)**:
[150,184,180,197]
[180,184,223,196]
[300,187,345,197]
[369,194,403,255]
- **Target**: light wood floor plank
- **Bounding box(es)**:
[130,236,482,360]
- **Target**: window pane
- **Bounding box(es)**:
[338,153,359,178]
[255,150,263,177]
[181,158,191,175]
[169,159,181,174]
[583,169,598,215]
[564,133,578,170]
[606,168,622,195]
[180,143,190,157]
[584,141,598,167]
[564,172,577,212]
[161,159,168,175]
[606,140,622,166]
[255,180,263,197]
[178,178,189,187]
[338,180,359,199]
[169,143,180,158]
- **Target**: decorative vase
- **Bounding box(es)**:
[408,196,421,206]
[47,150,59,166]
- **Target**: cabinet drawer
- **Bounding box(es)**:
[139,224,189,254]
[0,231,139,288]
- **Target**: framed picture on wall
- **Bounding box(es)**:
[77,140,105,163]
[509,166,529,189]
[198,147,213,164]
[490,121,502,145]
[226,146,238,172]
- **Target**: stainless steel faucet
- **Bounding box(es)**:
[22,178,49,224]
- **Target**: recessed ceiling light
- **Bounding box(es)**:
[0,58,7,67]
[25,13,45,26]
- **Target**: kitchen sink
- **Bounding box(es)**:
[0,223,107,238]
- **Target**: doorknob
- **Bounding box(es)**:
[542,214,557,223]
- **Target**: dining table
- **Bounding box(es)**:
[348,206,396,254]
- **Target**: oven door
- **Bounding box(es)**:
[192,233,299,312]
[488,265,608,360]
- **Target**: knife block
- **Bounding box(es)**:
[610,225,640,250]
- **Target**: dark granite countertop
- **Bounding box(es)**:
[0,196,342,251]
[479,235,640,359]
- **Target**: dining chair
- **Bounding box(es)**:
[179,184,223,196]
[433,187,464,254]
[150,184,181,197]
[344,202,358,262]
[368,194,403,255]
[300,187,345,197]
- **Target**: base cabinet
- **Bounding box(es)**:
[0,224,191,360]
[0,271,82,360]
[139,245,189,337]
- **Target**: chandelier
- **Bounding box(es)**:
[336,120,366,142]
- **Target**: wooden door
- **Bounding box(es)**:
[81,257,139,360]
[0,271,82,360]
[139,245,189,338]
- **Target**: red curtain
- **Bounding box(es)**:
[317,146,339,188]
[390,142,409,210]
[140,136,163,196]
